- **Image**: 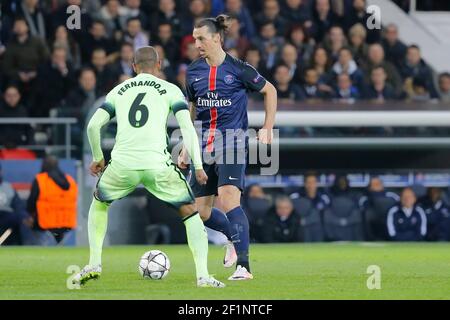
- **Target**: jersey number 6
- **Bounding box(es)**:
[129,92,149,128]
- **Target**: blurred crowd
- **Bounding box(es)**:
[1,1,450,149]
[243,173,450,243]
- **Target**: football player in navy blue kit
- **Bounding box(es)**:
[178,15,277,280]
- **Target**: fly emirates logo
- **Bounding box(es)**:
[197,92,232,107]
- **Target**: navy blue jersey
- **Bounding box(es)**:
[186,53,266,152]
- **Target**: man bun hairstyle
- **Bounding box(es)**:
[195,14,232,40]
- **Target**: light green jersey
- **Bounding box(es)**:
[101,73,189,170]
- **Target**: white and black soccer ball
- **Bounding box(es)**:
[138,250,170,280]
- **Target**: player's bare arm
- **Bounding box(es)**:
[258,81,278,144]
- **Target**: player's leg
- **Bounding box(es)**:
[74,161,139,285]
[217,163,253,280]
[190,163,237,267]
[142,164,224,287]
[190,164,234,244]
[179,203,224,287]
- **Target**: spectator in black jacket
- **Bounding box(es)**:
[154,22,180,64]
[63,67,99,122]
[78,20,118,65]
[438,72,450,103]
[419,187,450,241]
[285,24,314,67]
[311,0,338,43]
[400,45,438,98]
[281,0,313,28]
[35,46,75,117]
[0,85,31,145]
[254,0,288,36]
[180,0,208,37]
[387,187,427,241]
[89,47,118,96]
[124,0,149,34]
[262,195,302,243]
[252,21,285,70]
[225,0,257,39]
[151,0,183,39]
[111,42,135,79]
[381,23,407,70]
[363,43,403,94]
[363,66,398,101]
[279,43,303,84]
[273,63,305,102]
[301,67,333,100]
[1,17,49,107]
[16,0,49,41]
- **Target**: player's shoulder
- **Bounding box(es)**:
[187,57,206,73]
[157,76,182,93]
[225,53,253,72]
[108,77,134,96]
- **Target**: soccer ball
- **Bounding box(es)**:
[138,250,170,280]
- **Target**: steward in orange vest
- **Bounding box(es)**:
[27,156,78,243]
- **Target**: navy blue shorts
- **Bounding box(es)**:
[189,161,246,197]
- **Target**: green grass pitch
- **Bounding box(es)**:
[1,243,450,300]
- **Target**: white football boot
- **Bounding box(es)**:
[228,265,253,281]
[197,276,226,288]
[72,265,102,285]
[223,241,237,268]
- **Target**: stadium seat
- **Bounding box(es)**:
[291,197,325,242]
[245,198,271,242]
[323,196,364,241]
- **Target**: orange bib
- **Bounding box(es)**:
[36,173,78,229]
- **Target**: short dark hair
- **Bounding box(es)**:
[274,63,290,72]
[13,16,27,24]
[408,44,420,51]
[78,67,95,79]
[127,16,141,25]
[439,72,450,80]
[194,14,232,39]
[304,171,318,181]
[133,46,159,69]
[372,66,386,74]
[338,46,353,56]
[120,42,134,50]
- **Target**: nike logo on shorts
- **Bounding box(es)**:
[229,176,238,180]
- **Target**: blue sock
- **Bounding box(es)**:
[203,207,232,241]
[226,206,250,272]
